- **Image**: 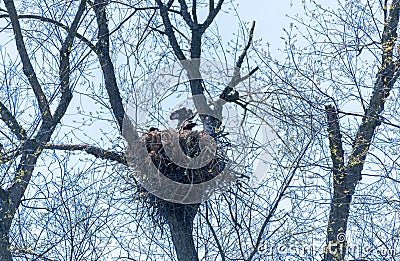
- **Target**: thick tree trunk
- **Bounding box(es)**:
[0,191,13,261]
[324,183,352,260]
[0,220,12,261]
[165,203,199,261]
[168,217,199,261]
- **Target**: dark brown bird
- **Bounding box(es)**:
[149,127,159,132]
[170,107,195,127]
[179,120,197,131]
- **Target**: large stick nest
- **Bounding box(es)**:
[143,129,227,184]
[136,128,229,223]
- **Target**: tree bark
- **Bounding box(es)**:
[92,0,125,132]
[0,231,12,261]
[0,191,12,261]
[168,218,199,261]
[166,204,199,261]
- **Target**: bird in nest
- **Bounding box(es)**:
[169,107,198,131]
[179,119,197,131]
[170,108,195,126]
[148,127,159,132]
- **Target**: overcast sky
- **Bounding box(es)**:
[219,0,296,55]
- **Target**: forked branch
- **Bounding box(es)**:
[3,0,52,122]
[220,21,259,103]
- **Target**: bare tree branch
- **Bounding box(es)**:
[53,0,87,123]
[203,203,226,261]
[192,0,198,25]
[201,0,223,30]
[177,0,194,28]
[236,21,256,69]
[9,0,88,196]
[155,0,187,61]
[325,104,345,183]
[3,0,52,122]
[219,22,258,104]
[0,101,27,140]
[347,0,400,185]
[109,9,138,36]
[92,0,126,131]
[246,140,312,261]
[209,0,214,14]
[166,0,175,8]
[45,143,127,165]
[0,14,97,54]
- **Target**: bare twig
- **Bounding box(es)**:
[246,139,312,261]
